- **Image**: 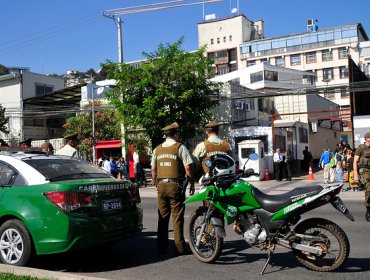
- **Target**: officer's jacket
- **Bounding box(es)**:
[155,143,185,179]
[202,139,230,172]
[358,144,370,168]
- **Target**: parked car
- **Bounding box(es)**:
[0,152,143,266]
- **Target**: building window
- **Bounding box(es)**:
[35,84,53,96]
[217,38,220,44]
[261,58,269,64]
[306,51,317,63]
[304,70,315,84]
[290,54,301,65]
[324,91,335,100]
[229,35,232,42]
[24,119,44,127]
[229,48,237,61]
[210,38,214,45]
[338,47,348,59]
[218,65,228,75]
[247,60,256,67]
[223,36,226,43]
[340,87,349,98]
[323,68,334,80]
[275,56,285,67]
[230,63,237,72]
[340,66,348,78]
[250,71,263,83]
[322,49,333,61]
[299,127,308,143]
[264,70,278,81]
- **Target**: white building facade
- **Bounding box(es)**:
[0,69,65,144]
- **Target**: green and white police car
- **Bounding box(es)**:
[0,152,143,266]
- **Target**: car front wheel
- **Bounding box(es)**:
[0,220,32,266]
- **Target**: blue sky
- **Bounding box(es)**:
[1,0,370,75]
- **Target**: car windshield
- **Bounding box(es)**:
[23,158,112,181]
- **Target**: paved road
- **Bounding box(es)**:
[27,170,370,280]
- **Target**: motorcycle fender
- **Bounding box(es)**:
[330,197,355,221]
[184,190,208,204]
[211,217,226,238]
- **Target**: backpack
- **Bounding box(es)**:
[330,155,336,168]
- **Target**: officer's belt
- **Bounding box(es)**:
[157,178,183,184]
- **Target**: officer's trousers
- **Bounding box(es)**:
[360,169,370,207]
[157,182,186,254]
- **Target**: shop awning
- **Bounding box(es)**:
[95,140,122,149]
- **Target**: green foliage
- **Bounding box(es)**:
[63,107,121,158]
[103,37,219,148]
[0,273,48,280]
[0,104,10,135]
[0,64,9,75]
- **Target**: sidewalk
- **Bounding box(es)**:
[139,169,365,202]
[0,264,107,280]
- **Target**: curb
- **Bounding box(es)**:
[0,264,107,280]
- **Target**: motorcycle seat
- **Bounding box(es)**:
[252,185,323,213]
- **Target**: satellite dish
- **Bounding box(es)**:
[231,8,238,14]
[97,86,105,95]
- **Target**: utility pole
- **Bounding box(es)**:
[102,12,123,63]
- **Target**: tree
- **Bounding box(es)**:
[0,104,9,135]
[0,64,9,76]
[104,37,219,148]
[63,107,121,159]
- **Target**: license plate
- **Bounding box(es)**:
[102,199,122,211]
[335,197,347,213]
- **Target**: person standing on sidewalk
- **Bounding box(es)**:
[151,122,195,255]
[273,148,284,181]
[319,147,333,183]
[353,132,370,221]
[335,147,344,182]
[284,150,293,181]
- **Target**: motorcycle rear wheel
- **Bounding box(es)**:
[292,218,350,272]
[187,208,223,263]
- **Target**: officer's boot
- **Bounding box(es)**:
[366,207,370,222]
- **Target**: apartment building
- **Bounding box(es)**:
[198,13,263,75]
[198,14,369,108]
[239,23,368,108]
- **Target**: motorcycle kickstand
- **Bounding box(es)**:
[260,245,275,275]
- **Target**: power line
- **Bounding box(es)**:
[0,13,102,57]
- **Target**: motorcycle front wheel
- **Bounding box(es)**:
[187,207,223,263]
[292,218,350,272]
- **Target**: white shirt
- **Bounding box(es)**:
[273,152,283,163]
[102,160,110,173]
[55,144,78,158]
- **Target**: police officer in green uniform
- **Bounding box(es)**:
[193,121,233,174]
[353,132,370,221]
[151,122,195,255]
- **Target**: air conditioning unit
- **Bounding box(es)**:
[49,128,56,135]
[234,101,243,110]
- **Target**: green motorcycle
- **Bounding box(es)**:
[185,153,354,274]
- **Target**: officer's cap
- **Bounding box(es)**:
[162,122,179,132]
[19,138,32,146]
[365,132,370,139]
[64,132,78,140]
[205,121,221,129]
[41,142,54,151]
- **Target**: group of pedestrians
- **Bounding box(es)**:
[318,143,352,185]
[319,135,370,222]
[273,148,293,181]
